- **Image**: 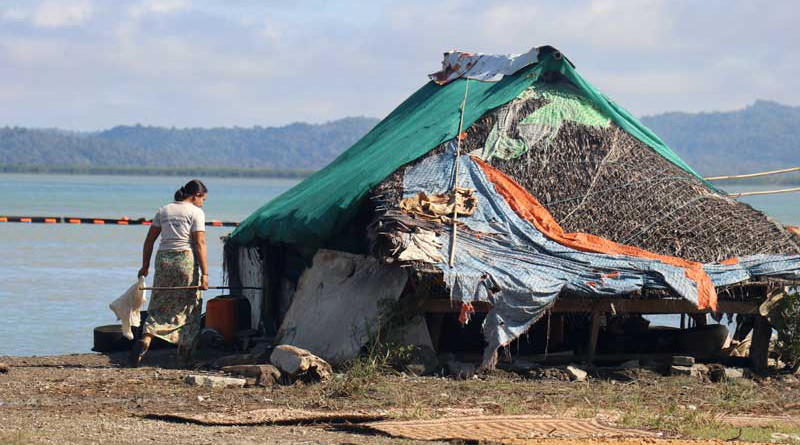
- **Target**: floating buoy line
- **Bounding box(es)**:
[0,215,239,226]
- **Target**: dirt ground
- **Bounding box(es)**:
[1,350,799,445]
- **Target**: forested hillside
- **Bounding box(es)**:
[642,100,800,179]
[2,100,798,181]
[0,117,379,172]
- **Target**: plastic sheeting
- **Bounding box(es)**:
[478,83,611,161]
[429,47,540,85]
[402,148,800,366]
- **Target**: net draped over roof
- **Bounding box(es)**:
[228,46,707,248]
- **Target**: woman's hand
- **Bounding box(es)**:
[138,266,149,277]
[200,274,209,290]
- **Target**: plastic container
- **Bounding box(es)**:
[205,296,238,344]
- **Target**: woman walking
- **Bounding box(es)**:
[131,179,209,367]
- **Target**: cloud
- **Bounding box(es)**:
[31,0,93,28]
[128,0,191,18]
[0,0,798,129]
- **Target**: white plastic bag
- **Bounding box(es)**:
[109,276,148,340]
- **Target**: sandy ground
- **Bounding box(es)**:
[1,351,799,444]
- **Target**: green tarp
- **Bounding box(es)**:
[229,49,707,247]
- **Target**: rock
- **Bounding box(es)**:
[184,374,246,388]
[708,364,726,382]
[724,368,745,379]
[694,363,709,375]
[672,356,695,366]
[446,361,476,380]
[566,365,588,382]
[670,365,698,377]
[0,363,9,374]
[222,365,282,387]
[270,345,332,382]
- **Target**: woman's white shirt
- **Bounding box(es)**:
[152,202,205,251]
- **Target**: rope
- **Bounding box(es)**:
[706,166,800,181]
[449,78,470,268]
[728,187,800,198]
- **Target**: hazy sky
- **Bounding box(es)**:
[1,0,798,130]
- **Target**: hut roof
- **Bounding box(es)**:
[228,46,706,248]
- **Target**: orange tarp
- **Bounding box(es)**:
[473,157,717,311]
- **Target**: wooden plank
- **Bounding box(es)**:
[750,315,771,374]
[587,312,601,360]
[420,298,760,315]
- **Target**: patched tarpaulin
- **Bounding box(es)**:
[228,46,709,248]
[402,148,800,366]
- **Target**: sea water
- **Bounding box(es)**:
[0,174,298,356]
[0,175,797,356]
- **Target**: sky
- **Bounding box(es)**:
[0,0,798,131]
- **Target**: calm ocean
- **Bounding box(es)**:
[0,174,797,356]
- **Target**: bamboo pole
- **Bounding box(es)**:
[705,166,800,181]
[449,78,470,268]
[727,186,800,198]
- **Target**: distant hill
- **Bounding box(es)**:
[1,100,798,181]
[0,117,379,172]
[642,100,800,180]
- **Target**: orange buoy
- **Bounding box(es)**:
[205,297,238,344]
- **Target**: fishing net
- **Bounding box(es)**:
[463,78,799,263]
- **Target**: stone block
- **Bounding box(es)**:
[184,374,246,388]
[222,364,282,387]
[672,356,695,366]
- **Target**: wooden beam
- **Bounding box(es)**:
[587,312,601,361]
[750,315,772,374]
[420,298,760,315]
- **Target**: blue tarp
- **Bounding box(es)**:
[402,147,800,366]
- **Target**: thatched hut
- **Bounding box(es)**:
[224,46,800,370]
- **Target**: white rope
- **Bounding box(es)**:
[728,186,800,198]
[706,166,800,181]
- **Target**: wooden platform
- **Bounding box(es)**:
[421,293,772,372]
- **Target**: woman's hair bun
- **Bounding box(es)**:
[174,179,208,201]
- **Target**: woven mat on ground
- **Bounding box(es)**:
[145,409,384,426]
[363,415,657,441]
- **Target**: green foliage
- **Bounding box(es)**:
[770,288,800,371]
[0,117,379,172]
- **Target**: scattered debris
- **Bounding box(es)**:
[184,374,246,388]
[222,364,282,387]
[446,360,476,380]
[566,365,588,382]
[0,363,9,374]
[270,345,332,382]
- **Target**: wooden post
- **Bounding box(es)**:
[750,315,771,374]
[587,312,601,361]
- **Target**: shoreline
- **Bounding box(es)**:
[0,164,314,179]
